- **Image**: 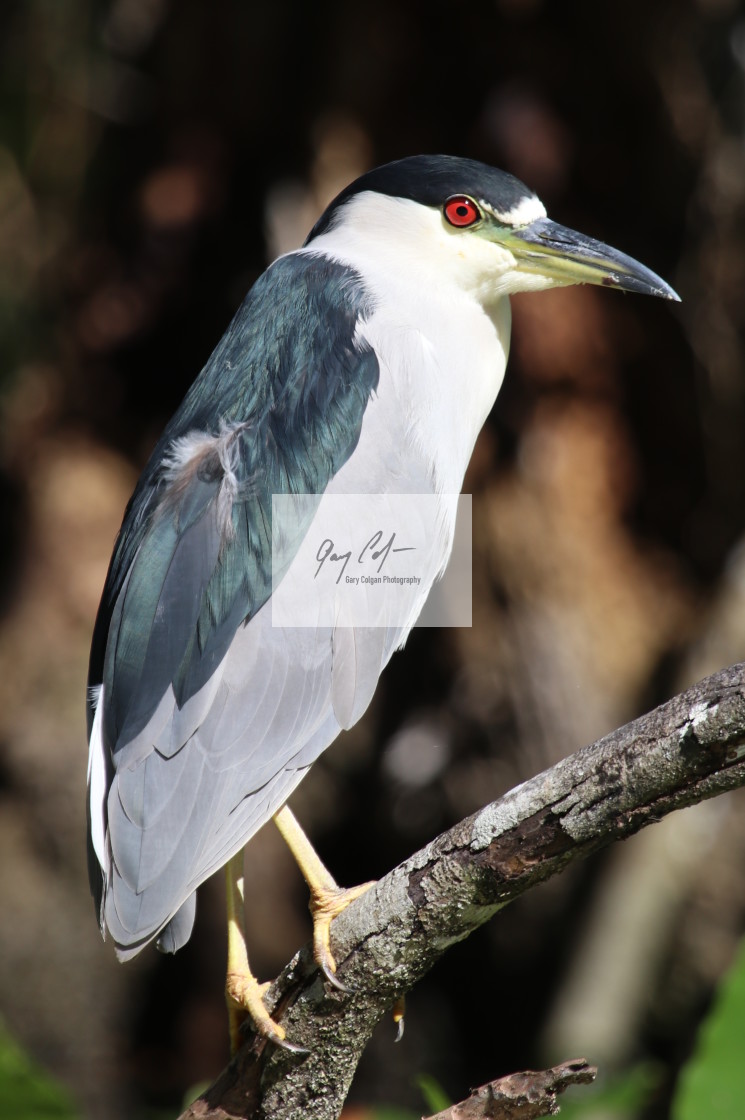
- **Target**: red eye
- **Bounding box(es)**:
[443,195,481,228]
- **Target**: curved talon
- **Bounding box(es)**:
[319,958,352,993]
[269,1034,310,1056]
[392,995,406,1041]
[236,1013,309,1055]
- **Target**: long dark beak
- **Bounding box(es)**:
[505,217,680,301]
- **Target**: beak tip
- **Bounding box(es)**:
[616,265,681,304]
[604,276,681,302]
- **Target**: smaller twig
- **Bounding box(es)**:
[423,1059,597,1120]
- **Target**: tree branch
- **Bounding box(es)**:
[181,662,745,1120]
[424,1059,597,1119]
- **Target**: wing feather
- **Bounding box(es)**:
[331,625,391,729]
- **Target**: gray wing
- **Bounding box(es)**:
[99,608,394,956]
[87,251,391,954]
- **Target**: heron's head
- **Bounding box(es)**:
[306,154,679,306]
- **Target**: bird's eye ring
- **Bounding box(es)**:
[443,196,481,228]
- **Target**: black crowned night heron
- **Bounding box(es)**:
[87,154,679,1051]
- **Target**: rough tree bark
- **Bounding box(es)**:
[424,1059,597,1119]
[181,662,745,1120]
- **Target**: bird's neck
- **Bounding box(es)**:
[302,243,510,495]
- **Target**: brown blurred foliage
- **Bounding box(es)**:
[1,1,745,1117]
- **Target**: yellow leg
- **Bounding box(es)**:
[273,805,375,986]
[224,849,287,1052]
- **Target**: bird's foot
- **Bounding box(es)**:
[310,880,376,990]
[225,973,306,1054]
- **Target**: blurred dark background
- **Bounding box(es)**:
[2,0,745,1117]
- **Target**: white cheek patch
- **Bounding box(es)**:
[483,194,547,227]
